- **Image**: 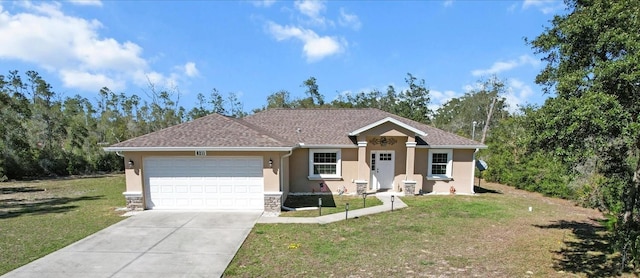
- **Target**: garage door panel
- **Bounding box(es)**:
[219,185,232,193]
[145,157,264,210]
[219,199,234,207]
[234,185,248,193]
[176,199,190,206]
[248,185,263,193]
[175,185,188,193]
[191,199,203,206]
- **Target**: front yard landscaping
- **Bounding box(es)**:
[226,182,617,277]
[281,195,383,217]
[0,175,126,275]
[0,175,624,277]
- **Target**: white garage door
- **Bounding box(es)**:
[144,157,264,210]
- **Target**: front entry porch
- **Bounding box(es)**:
[354,135,418,196]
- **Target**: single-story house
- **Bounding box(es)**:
[105,108,487,213]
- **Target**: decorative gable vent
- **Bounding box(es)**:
[195,150,207,156]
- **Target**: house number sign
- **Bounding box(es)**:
[368,137,397,146]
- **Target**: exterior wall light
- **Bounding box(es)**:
[128,159,134,169]
[268,158,273,168]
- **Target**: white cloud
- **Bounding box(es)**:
[68,0,103,7]
[338,8,361,30]
[60,69,123,91]
[471,55,540,76]
[503,78,534,113]
[522,0,565,14]
[443,0,454,7]
[183,62,199,77]
[252,0,276,8]
[0,2,194,93]
[429,89,460,111]
[294,0,326,25]
[460,78,534,113]
[267,21,343,62]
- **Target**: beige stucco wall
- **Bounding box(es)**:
[288,136,426,195]
[419,149,476,194]
[122,146,477,199]
[288,148,359,193]
[282,155,290,203]
[122,151,286,205]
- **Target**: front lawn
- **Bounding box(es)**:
[0,175,126,275]
[226,182,616,277]
[281,195,383,217]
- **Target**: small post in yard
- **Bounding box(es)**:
[318,197,322,216]
[391,195,395,211]
[362,192,367,208]
[345,203,349,220]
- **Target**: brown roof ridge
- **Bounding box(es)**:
[265,107,379,110]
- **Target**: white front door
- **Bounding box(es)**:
[370,151,395,191]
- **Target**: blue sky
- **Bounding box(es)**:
[0,0,566,114]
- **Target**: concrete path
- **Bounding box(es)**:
[2,211,261,278]
[257,194,408,224]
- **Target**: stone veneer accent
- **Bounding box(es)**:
[264,193,283,213]
[123,192,144,211]
[402,181,416,196]
[355,180,368,195]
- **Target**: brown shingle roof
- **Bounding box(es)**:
[244,108,482,147]
[109,113,293,148]
[108,108,484,149]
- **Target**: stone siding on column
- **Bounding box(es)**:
[402,181,416,196]
[124,194,144,211]
[264,194,282,213]
[355,181,368,195]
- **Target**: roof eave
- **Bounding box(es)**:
[417,144,488,149]
[103,146,295,152]
[348,117,427,137]
[297,144,358,149]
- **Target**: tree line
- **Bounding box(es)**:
[0,71,505,181]
[481,0,640,272]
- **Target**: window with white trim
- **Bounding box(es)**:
[428,149,453,179]
[308,149,341,179]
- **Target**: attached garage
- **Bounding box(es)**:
[144,156,264,210]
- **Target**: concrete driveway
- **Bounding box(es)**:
[2,211,261,278]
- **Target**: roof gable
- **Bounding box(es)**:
[348,117,427,137]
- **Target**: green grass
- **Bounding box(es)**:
[280,195,383,217]
[226,184,615,277]
[0,175,126,275]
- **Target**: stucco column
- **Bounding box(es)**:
[404,139,417,195]
[355,141,369,194]
[357,141,368,180]
[405,139,416,178]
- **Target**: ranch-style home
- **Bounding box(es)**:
[105,108,487,213]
